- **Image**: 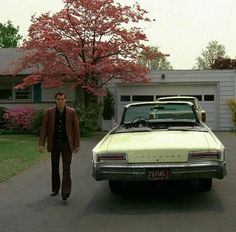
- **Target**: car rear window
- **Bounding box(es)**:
[123,103,196,123]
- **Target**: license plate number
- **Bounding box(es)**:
[147,169,170,180]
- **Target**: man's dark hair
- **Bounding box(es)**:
[55,92,66,99]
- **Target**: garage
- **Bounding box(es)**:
[117,83,217,130]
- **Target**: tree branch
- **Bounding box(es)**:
[94,50,120,63]
[99,75,115,88]
[65,2,86,62]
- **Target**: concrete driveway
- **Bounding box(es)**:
[0,132,235,232]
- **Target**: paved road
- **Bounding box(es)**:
[0,132,236,232]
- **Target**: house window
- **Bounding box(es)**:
[120,95,130,102]
[204,95,215,101]
[192,95,202,101]
[0,79,33,102]
[132,95,154,101]
[0,82,13,100]
[15,87,32,100]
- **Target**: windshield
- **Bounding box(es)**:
[123,102,197,124]
[111,102,205,134]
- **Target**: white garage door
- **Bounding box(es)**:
[117,84,217,130]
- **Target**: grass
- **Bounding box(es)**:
[0,134,48,183]
[0,132,106,183]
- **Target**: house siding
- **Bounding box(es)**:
[218,74,235,130]
[41,84,75,103]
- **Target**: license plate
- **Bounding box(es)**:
[147,169,170,180]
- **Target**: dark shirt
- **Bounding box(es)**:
[53,107,68,144]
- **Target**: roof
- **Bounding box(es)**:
[0,48,31,75]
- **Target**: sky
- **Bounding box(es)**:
[0,0,236,69]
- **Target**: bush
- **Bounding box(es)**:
[31,110,44,136]
[102,89,115,120]
[3,106,36,133]
[0,107,6,129]
[74,102,101,136]
[226,99,236,128]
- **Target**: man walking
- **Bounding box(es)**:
[39,92,80,201]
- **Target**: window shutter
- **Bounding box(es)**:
[33,84,41,103]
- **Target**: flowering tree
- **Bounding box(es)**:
[12,0,166,104]
[211,58,236,69]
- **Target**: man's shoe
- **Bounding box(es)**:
[50,192,59,196]
[61,192,70,201]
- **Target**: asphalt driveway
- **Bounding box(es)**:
[0,132,235,232]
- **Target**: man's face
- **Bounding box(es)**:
[55,95,66,108]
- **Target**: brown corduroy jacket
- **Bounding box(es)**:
[39,106,80,152]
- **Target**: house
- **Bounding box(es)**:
[1,48,236,131]
[0,48,76,110]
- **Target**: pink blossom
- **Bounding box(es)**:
[3,106,36,130]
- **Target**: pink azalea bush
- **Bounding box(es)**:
[3,106,36,131]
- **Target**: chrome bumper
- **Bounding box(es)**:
[92,161,227,181]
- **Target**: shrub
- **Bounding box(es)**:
[102,89,115,120]
[3,106,36,133]
[0,107,6,129]
[31,110,44,136]
[74,102,101,136]
[226,99,236,128]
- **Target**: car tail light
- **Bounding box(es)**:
[189,151,221,160]
[96,153,127,162]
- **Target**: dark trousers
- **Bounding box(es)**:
[51,143,72,194]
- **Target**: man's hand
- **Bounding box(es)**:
[38,146,45,153]
[73,147,79,154]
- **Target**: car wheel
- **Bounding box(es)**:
[198,178,212,191]
[108,180,123,193]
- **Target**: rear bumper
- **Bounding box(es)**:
[92,161,227,181]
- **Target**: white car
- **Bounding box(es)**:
[92,101,226,193]
[157,96,206,122]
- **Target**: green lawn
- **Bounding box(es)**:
[0,134,48,182]
[0,132,106,183]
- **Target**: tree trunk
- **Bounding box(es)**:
[84,90,92,108]
[74,85,98,108]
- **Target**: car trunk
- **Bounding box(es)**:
[106,131,219,163]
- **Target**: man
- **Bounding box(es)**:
[39,92,80,201]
